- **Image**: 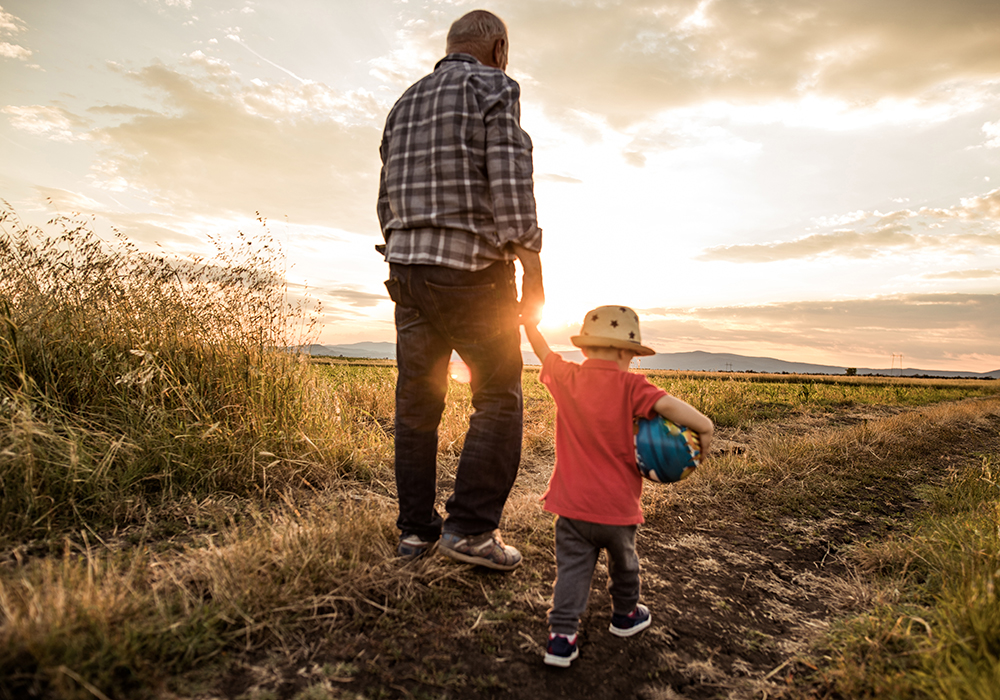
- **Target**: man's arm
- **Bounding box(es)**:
[522,322,551,364]
[511,243,544,326]
[480,74,544,321]
[652,395,714,458]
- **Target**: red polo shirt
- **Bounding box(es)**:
[539,353,667,525]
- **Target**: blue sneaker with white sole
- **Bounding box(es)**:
[544,633,579,667]
[609,604,651,637]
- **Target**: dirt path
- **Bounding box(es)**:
[217,403,1000,700]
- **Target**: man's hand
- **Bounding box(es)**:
[511,244,544,326]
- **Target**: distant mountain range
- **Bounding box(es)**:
[295,343,1000,380]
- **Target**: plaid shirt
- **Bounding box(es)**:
[377,54,542,271]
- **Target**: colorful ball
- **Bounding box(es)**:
[634,416,702,483]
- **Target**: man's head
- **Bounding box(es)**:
[446,10,508,71]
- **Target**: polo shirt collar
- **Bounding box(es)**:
[581,358,621,371]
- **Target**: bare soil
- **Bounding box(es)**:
[213,404,1000,700]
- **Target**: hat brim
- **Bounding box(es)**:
[571,335,655,357]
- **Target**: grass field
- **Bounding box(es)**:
[2,206,999,699]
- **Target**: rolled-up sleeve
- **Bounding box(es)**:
[482,78,542,252]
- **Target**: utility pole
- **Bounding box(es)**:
[890,353,903,376]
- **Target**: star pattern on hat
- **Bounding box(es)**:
[575,305,652,355]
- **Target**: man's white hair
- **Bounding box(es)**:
[446,10,507,55]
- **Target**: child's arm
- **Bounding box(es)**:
[652,394,714,458]
[522,323,551,364]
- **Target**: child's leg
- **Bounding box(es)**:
[547,516,600,636]
[603,524,640,616]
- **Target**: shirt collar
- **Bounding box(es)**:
[434,53,481,70]
[581,358,622,371]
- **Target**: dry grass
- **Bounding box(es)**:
[2,203,999,699]
[0,204,370,544]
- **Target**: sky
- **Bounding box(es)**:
[1,0,999,372]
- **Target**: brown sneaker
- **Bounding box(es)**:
[438,530,522,571]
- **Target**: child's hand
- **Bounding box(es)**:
[696,425,713,460]
[653,395,713,458]
[522,322,551,363]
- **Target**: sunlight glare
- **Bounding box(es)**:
[449,360,471,384]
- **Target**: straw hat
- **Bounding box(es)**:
[571,305,655,356]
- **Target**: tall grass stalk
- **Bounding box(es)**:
[0,205,354,542]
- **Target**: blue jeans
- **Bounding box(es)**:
[385,261,523,541]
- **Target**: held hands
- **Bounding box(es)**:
[511,243,544,326]
[519,271,544,326]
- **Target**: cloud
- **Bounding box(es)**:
[922,269,1000,280]
[0,41,29,60]
[636,293,1000,371]
[75,60,384,232]
[699,188,1000,262]
[0,6,25,34]
[34,186,107,213]
[87,105,160,118]
[144,0,192,10]
[325,286,388,308]
[811,210,867,227]
[0,6,32,62]
[34,186,210,252]
[537,173,583,184]
[367,19,441,91]
[955,188,1000,220]
[984,120,1000,148]
[2,105,92,141]
[501,0,1000,126]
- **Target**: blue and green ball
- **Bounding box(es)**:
[633,416,702,483]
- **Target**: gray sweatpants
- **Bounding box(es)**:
[547,515,641,636]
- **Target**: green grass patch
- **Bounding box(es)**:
[808,454,1000,699]
[643,373,1000,428]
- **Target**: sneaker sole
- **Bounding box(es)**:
[609,615,651,637]
[439,545,521,571]
[543,648,579,667]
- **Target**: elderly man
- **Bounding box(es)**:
[377,9,543,570]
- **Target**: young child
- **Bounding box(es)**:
[523,306,714,668]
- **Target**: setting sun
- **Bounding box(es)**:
[1,1,998,373]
